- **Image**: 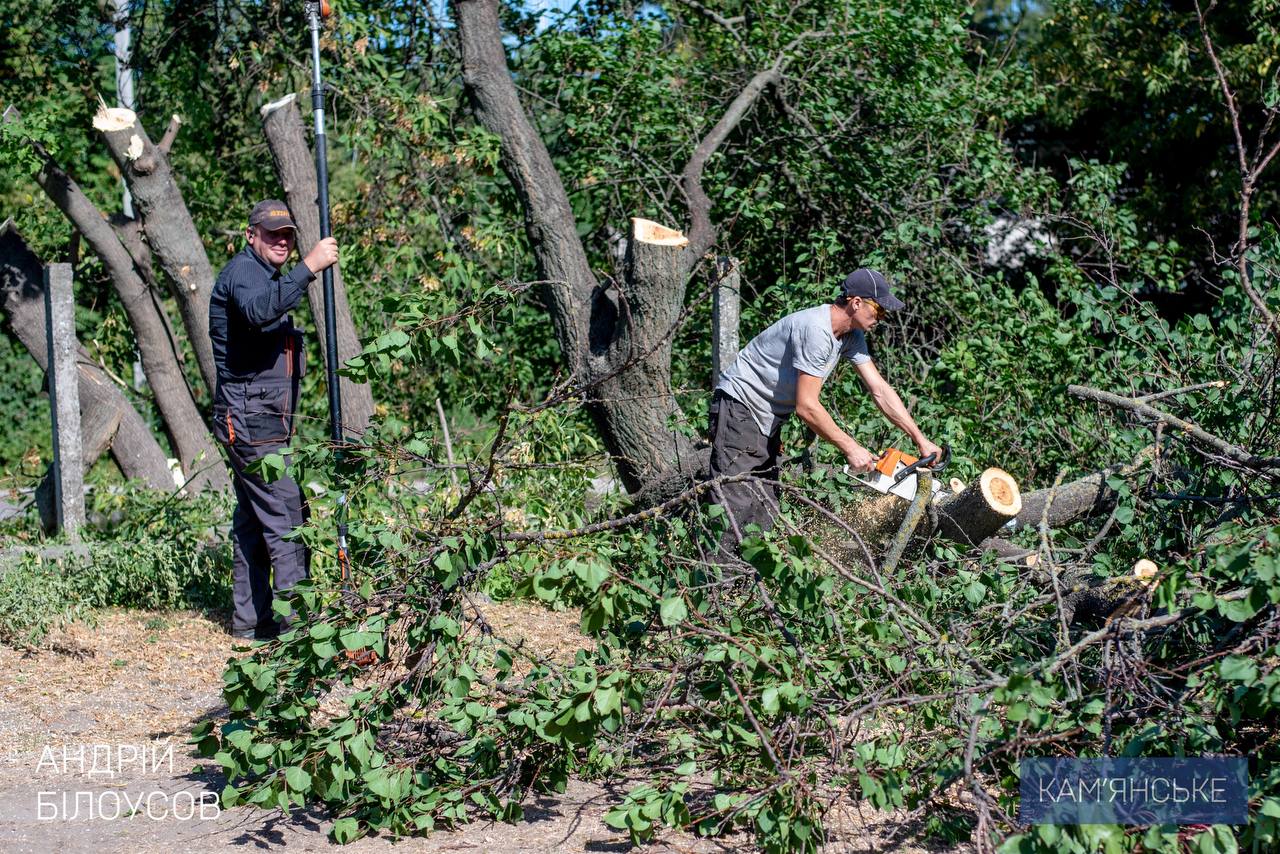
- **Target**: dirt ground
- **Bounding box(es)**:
[0,606,963,853]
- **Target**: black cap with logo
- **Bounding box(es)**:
[839,268,904,310]
[248,199,297,231]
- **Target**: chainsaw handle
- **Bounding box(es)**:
[892,444,951,484]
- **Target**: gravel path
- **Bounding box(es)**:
[0,608,956,853]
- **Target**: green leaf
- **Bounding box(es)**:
[761,686,780,714]
[594,686,621,716]
[331,817,360,843]
[574,559,610,592]
[659,596,688,626]
[1218,655,1258,684]
[285,766,312,791]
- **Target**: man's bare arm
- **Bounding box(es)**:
[795,372,876,471]
[853,360,942,459]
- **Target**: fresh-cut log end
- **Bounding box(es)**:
[632,217,689,247]
[92,103,137,132]
[936,467,1023,545]
[261,93,299,118]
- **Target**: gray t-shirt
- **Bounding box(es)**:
[716,305,871,436]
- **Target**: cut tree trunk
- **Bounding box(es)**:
[260,93,374,436]
[935,467,1023,545]
[591,219,706,491]
[823,465,1024,551]
[92,105,217,395]
[457,0,703,494]
[1,220,173,530]
[24,141,230,493]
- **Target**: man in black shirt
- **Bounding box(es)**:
[209,200,338,639]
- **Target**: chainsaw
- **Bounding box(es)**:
[845,445,951,502]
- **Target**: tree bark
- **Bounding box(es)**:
[92,105,218,395]
[595,219,707,489]
[260,93,374,436]
[456,0,594,364]
[22,141,230,493]
[0,219,174,530]
[110,213,184,352]
[1010,446,1156,530]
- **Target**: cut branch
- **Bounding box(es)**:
[1068,384,1277,468]
[93,104,218,393]
[157,113,182,156]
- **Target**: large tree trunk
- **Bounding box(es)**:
[259,93,374,436]
[92,105,218,395]
[594,219,707,489]
[24,142,230,493]
[0,220,174,528]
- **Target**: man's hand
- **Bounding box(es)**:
[843,442,877,473]
[303,237,339,275]
[917,437,943,463]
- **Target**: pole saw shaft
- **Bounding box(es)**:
[305,0,350,588]
[306,3,342,447]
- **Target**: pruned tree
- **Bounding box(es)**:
[5,110,230,493]
[455,0,791,494]
[93,104,219,394]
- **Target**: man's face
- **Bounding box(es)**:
[247,224,296,269]
[849,297,885,332]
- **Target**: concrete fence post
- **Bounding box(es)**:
[711,256,741,388]
[44,263,85,540]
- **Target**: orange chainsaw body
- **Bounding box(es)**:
[875,448,918,478]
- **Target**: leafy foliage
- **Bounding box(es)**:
[0,490,231,646]
[2,0,1280,850]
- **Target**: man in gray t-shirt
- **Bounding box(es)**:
[709,268,942,544]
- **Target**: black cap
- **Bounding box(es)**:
[248,199,297,231]
[840,268,904,310]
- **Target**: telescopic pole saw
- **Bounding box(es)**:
[303,0,350,591]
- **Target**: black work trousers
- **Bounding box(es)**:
[224,441,309,637]
[708,391,783,548]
